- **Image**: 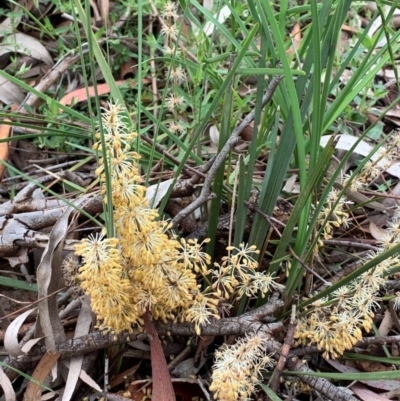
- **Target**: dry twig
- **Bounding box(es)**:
[171,75,283,227]
[269,305,297,394]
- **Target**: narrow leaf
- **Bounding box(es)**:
[260,384,283,401]
[36,207,74,351]
[23,351,60,401]
[62,296,93,401]
[144,311,175,401]
[0,366,16,401]
[4,307,37,357]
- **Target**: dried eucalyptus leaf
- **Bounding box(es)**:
[4,307,36,357]
[0,366,16,401]
[62,297,93,401]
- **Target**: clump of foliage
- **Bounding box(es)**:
[67,104,278,342]
[4,0,400,399]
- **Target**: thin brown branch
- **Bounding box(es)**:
[107,395,134,401]
[358,189,400,200]
[355,334,400,347]
[323,239,380,251]
[246,203,287,229]
[269,306,297,394]
[171,75,283,227]
[141,134,207,178]
[254,335,359,401]
[288,247,331,286]
[314,259,364,292]
[254,334,358,401]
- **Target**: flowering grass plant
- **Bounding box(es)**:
[70,104,278,341]
[4,0,400,399]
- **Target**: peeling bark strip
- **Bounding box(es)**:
[0,192,102,266]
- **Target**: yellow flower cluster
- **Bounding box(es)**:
[301,195,400,359]
[308,134,400,358]
[343,131,400,192]
[72,103,224,334]
[210,333,274,401]
[317,188,352,240]
[211,243,280,300]
[295,253,397,358]
[75,234,140,332]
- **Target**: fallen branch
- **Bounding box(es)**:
[3,297,284,381]
[260,337,359,401]
[282,351,358,401]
